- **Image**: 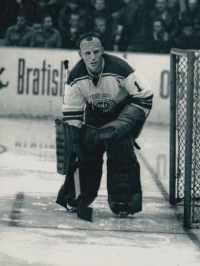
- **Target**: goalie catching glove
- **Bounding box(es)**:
[99,104,146,141]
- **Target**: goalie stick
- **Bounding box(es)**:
[63,60,93,222]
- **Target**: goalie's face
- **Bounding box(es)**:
[79,37,104,75]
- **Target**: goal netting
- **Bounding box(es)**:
[170,48,200,228]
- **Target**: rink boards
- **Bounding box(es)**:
[0,47,170,124]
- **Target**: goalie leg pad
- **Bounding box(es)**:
[78,142,105,206]
[55,119,81,175]
[56,162,77,209]
[74,124,104,207]
[106,134,142,214]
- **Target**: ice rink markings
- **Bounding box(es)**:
[138,151,169,201]
[0,144,7,154]
[8,192,24,226]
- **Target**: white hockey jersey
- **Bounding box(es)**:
[62,53,153,128]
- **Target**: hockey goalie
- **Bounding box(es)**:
[56,32,153,217]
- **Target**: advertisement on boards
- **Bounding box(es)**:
[0,47,170,123]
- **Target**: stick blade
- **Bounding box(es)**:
[77,206,93,222]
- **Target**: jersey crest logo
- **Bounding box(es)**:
[89,93,116,112]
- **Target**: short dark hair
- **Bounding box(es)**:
[76,31,100,48]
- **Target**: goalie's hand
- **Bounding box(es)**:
[98,104,145,142]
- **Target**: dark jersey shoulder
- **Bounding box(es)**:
[103,53,135,78]
[67,59,88,85]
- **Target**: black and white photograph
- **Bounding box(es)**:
[0,0,200,265]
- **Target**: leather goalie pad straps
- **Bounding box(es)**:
[55,119,80,175]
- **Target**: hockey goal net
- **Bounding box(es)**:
[170,48,200,228]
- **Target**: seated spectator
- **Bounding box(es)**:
[42,0,64,28]
[146,19,171,53]
[90,0,113,32]
[62,13,83,49]
[150,0,178,35]
[114,0,140,51]
[58,0,92,38]
[14,0,38,26]
[180,0,200,37]
[4,11,33,47]
[171,19,200,49]
[106,0,127,35]
[31,14,61,48]
[0,0,20,39]
[34,0,53,26]
[93,16,114,51]
[126,0,154,52]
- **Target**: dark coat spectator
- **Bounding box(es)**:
[34,0,63,28]
[46,0,64,27]
[93,16,114,51]
[62,13,83,49]
[126,0,154,52]
[5,12,33,47]
[31,14,61,48]
[14,0,38,26]
[171,19,200,49]
[0,0,20,38]
[58,0,92,37]
[146,19,171,53]
[114,0,140,51]
[33,0,53,25]
[180,0,200,36]
[90,0,113,33]
[150,0,178,35]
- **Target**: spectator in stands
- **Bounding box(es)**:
[150,0,178,35]
[146,19,171,53]
[180,0,200,37]
[58,0,92,39]
[106,0,128,35]
[5,11,33,47]
[31,14,61,48]
[171,19,200,49]
[90,0,113,32]
[0,0,20,39]
[62,13,83,49]
[46,0,64,28]
[14,0,38,26]
[34,0,52,26]
[126,0,154,52]
[93,16,114,51]
[114,0,140,51]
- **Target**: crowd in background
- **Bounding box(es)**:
[1,0,200,53]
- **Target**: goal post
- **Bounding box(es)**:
[170,48,200,228]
